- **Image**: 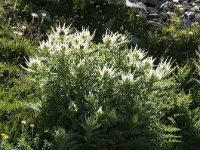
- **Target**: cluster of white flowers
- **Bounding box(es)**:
[39,25,94,55]
[99,65,116,78]
[28,25,173,82]
[126,46,155,70]
[126,46,172,79]
[121,72,135,84]
[77,59,86,69]
[25,57,43,72]
[102,30,129,46]
[154,59,173,79]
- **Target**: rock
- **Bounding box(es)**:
[148,13,160,19]
[131,2,148,18]
[166,1,174,9]
[147,6,159,14]
[191,6,200,12]
[160,1,174,12]
[167,11,175,18]
[181,18,193,28]
[185,11,195,20]
[113,0,126,5]
[148,20,162,27]
[146,0,158,7]
[125,0,136,7]
[172,0,179,4]
[110,0,200,28]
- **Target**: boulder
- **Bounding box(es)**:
[131,2,148,18]
[181,18,193,28]
[147,6,159,14]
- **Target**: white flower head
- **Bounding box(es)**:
[22,25,26,30]
[52,23,72,37]
[145,68,155,78]
[97,107,103,115]
[99,65,115,78]
[102,30,129,46]
[13,31,23,36]
[68,101,78,112]
[132,45,147,60]
[41,13,47,17]
[26,57,42,71]
[72,27,94,50]
[142,56,155,69]
[126,46,148,68]
[77,59,86,69]
[21,120,27,125]
[155,58,173,79]
[121,72,134,84]
[31,12,39,18]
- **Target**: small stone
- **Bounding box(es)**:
[185,11,195,20]
[172,0,179,4]
[147,7,159,14]
[148,20,162,27]
[166,11,175,18]
[148,14,160,19]
[181,18,193,28]
[191,6,200,12]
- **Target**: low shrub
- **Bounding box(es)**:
[24,25,182,149]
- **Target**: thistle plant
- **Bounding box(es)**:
[27,24,180,149]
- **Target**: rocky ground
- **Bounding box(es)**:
[30,0,200,31]
[116,0,200,28]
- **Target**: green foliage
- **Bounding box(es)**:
[0,24,36,65]
[0,63,38,143]
[142,17,200,65]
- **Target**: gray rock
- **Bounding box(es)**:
[125,0,137,7]
[112,0,126,5]
[172,0,179,4]
[147,7,159,14]
[181,18,193,28]
[148,20,162,27]
[160,1,174,12]
[196,0,200,5]
[146,0,158,7]
[166,1,174,9]
[191,6,200,12]
[148,14,160,19]
[185,11,195,20]
[131,2,148,18]
[166,11,175,18]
